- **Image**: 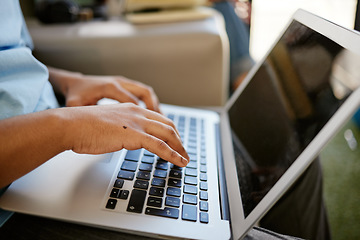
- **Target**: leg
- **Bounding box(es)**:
[260,158,331,240]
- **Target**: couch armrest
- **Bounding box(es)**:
[27,10,229,106]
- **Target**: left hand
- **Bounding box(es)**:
[48,67,161,113]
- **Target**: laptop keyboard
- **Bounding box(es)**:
[105,114,209,223]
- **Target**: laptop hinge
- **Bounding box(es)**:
[215,123,230,221]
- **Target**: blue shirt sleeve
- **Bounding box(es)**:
[0,0,59,120]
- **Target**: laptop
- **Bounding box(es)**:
[1,9,360,239]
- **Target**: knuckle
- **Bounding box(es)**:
[66,99,79,107]
[170,150,178,158]
[125,102,140,111]
[142,85,155,96]
[169,121,177,130]
[164,118,176,129]
[164,124,176,136]
[103,81,117,91]
[158,139,168,149]
[141,134,153,145]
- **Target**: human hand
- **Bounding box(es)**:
[0,103,188,187]
[48,67,161,112]
[61,103,189,167]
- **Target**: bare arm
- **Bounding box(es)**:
[0,103,189,188]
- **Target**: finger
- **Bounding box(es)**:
[140,108,181,139]
[66,95,92,107]
[66,96,81,107]
[104,82,141,105]
[66,94,103,107]
[65,81,140,107]
[144,119,189,161]
[126,105,186,159]
[141,133,189,167]
[118,79,161,113]
[148,94,161,113]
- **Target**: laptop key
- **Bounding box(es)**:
[118,170,135,180]
[200,212,209,223]
[167,113,175,121]
[182,204,197,222]
[188,154,197,162]
[184,176,197,185]
[199,191,208,201]
[145,207,179,219]
[137,171,151,180]
[125,149,142,161]
[147,196,162,208]
[199,201,208,212]
[166,187,181,197]
[165,197,181,208]
[113,179,124,188]
[187,142,197,149]
[119,190,130,200]
[110,188,120,198]
[121,160,138,172]
[168,178,182,188]
[155,161,168,171]
[186,147,197,155]
[185,168,197,177]
[134,180,149,190]
[153,169,167,178]
[184,185,197,195]
[149,187,164,197]
[127,189,147,213]
[139,163,153,172]
[190,117,196,126]
[141,155,155,164]
[143,149,155,157]
[200,165,207,173]
[170,164,183,171]
[200,173,207,181]
[187,161,197,169]
[200,182,208,191]
[106,199,117,209]
[151,178,166,187]
[183,194,197,205]
[169,169,182,179]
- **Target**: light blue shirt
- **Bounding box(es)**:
[0,0,58,120]
[0,0,60,226]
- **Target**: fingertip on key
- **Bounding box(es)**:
[181,157,189,167]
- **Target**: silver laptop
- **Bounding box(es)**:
[1,9,360,239]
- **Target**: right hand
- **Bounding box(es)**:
[62,103,189,167]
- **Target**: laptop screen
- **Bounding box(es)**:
[228,20,360,217]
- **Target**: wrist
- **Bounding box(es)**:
[48,67,83,96]
[46,108,76,153]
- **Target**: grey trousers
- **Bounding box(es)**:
[260,159,331,240]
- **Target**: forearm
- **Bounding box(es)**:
[0,109,69,188]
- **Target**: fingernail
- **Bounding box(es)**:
[181,157,189,166]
